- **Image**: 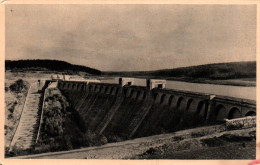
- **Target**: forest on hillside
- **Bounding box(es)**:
[5,60,102,75]
[104,61,256,80]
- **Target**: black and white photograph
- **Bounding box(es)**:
[2,2,257,161]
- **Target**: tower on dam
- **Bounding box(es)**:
[119,78,134,86]
[147,79,166,90]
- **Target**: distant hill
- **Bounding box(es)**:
[5,60,256,81]
[104,61,256,80]
[5,59,102,75]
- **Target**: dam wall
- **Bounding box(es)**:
[56,78,256,139]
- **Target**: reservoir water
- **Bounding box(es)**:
[102,77,256,101]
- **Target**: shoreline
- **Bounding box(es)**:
[5,70,256,87]
[95,75,256,87]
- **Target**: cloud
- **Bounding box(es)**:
[5,4,256,71]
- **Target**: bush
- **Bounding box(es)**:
[226,123,244,130]
[191,132,206,138]
[219,134,253,142]
[249,131,256,139]
[178,112,206,129]
[201,137,225,147]
[139,147,158,157]
[8,101,18,113]
[171,136,184,141]
[9,79,29,94]
[7,145,34,157]
[107,135,124,143]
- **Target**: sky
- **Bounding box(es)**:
[5,5,256,71]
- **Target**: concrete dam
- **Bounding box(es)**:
[52,78,256,140]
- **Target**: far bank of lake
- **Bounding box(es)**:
[102,77,256,101]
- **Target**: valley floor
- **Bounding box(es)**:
[10,126,255,159]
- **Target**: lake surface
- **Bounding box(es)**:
[102,77,256,101]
